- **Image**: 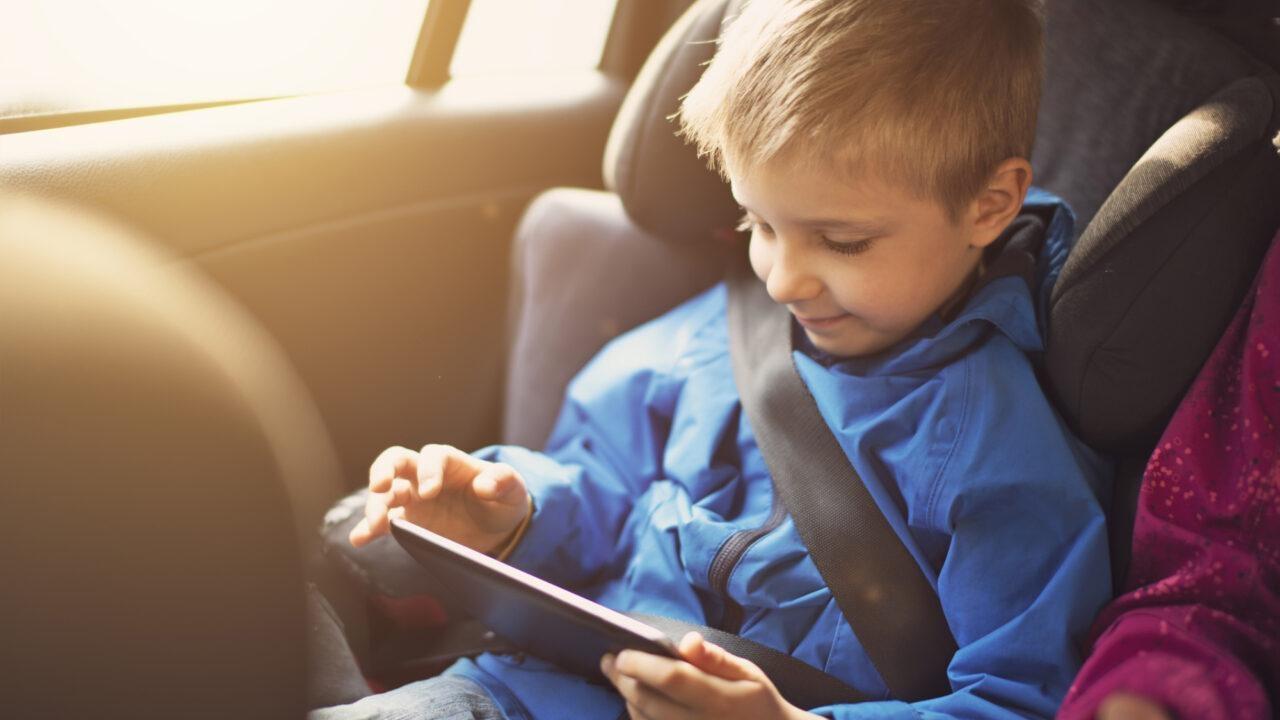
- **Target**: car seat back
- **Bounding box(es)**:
[503,0,1280,585]
[0,195,346,718]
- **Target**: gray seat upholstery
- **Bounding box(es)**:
[1032,0,1266,234]
[0,195,348,717]
[502,189,732,448]
[501,0,1280,585]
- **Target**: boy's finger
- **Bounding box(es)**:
[416,444,487,498]
[389,477,414,507]
[602,657,694,720]
[471,463,526,505]
[678,632,754,681]
[369,446,417,493]
[677,631,706,660]
[619,680,696,720]
[614,650,737,709]
[348,518,372,547]
[364,492,390,537]
[350,501,406,547]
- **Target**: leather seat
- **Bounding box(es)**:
[0,194,347,718]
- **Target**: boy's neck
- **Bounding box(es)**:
[937,254,986,323]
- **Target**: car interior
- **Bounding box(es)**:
[2,0,1278,717]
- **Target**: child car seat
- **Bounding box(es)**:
[322,0,1280,689]
[504,0,1280,588]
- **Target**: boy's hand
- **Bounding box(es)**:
[601,632,820,720]
[348,444,531,555]
[1096,693,1171,720]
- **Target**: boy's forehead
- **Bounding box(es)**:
[728,159,904,230]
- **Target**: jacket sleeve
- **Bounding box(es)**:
[470,326,686,590]
[810,366,1113,719]
[1055,609,1272,720]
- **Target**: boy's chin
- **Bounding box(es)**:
[804,327,897,359]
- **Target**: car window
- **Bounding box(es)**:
[0,0,430,120]
[451,0,620,77]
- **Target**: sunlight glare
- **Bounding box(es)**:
[451,0,619,76]
[0,0,429,118]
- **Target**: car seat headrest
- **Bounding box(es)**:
[603,0,741,244]
[1046,74,1280,452]
[1032,0,1262,234]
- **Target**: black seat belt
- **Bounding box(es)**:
[724,256,957,702]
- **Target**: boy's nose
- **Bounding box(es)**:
[763,243,821,305]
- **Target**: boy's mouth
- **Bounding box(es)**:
[793,312,850,332]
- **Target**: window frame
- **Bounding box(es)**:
[419,0,633,85]
[406,0,472,88]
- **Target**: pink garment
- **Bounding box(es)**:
[1058,232,1280,719]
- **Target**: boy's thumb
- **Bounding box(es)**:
[680,633,754,681]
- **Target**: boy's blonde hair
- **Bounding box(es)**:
[678,0,1044,220]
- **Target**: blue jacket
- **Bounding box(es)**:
[449,189,1112,719]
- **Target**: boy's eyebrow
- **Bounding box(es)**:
[800,217,890,234]
[738,203,890,234]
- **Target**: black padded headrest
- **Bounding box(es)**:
[603,0,740,244]
[1032,0,1263,234]
[1046,74,1280,453]
[1036,0,1280,452]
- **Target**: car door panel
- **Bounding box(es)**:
[1,73,626,488]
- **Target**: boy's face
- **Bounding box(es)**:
[730,156,996,358]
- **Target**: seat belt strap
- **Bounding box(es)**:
[725,257,957,701]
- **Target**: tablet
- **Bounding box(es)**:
[390,517,678,680]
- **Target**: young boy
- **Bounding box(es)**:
[320,0,1111,718]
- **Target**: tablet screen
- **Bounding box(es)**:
[390,518,678,680]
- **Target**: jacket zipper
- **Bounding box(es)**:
[707,494,786,633]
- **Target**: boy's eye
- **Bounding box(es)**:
[736,212,773,236]
[823,236,875,257]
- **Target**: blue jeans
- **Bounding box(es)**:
[309,674,505,720]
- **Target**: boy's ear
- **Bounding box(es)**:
[967,157,1032,249]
